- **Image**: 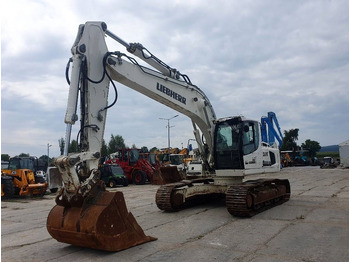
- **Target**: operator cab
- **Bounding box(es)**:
[214,117,260,170]
[7,156,47,173]
[214,116,280,174]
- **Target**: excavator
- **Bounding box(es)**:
[47,22,290,252]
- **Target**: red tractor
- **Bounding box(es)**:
[105,149,154,185]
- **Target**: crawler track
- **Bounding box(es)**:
[226,179,290,217]
[156,178,290,217]
[155,182,187,211]
[155,178,217,211]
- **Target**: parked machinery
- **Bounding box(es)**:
[261,112,283,147]
[1,156,48,198]
[320,157,337,169]
[47,22,290,252]
[46,167,63,193]
[281,151,294,167]
[99,164,128,187]
[106,148,154,185]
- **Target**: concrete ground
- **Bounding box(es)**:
[1,166,348,262]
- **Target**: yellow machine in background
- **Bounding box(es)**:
[1,156,48,198]
[2,169,47,197]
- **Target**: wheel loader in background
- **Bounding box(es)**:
[47,22,290,252]
[105,148,154,184]
[105,148,186,185]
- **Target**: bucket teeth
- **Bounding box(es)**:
[47,182,156,251]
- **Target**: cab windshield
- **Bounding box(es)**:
[214,118,260,170]
[129,149,139,165]
[214,120,243,169]
[170,155,184,165]
[8,158,34,170]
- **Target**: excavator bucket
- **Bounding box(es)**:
[152,166,183,185]
[47,182,156,251]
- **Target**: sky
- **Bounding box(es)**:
[1,0,349,158]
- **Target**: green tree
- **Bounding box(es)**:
[1,154,10,161]
[281,129,299,151]
[301,139,321,158]
[19,153,30,157]
[101,139,108,157]
[39,155,51,166]
[58,138,65,155]
[69,140,79,153]
[149,147,158,153]
[140,146,149,153]
[108,134,126,154]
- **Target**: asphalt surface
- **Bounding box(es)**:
[1,166,349,262]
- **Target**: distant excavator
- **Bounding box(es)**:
[47,22,290,252]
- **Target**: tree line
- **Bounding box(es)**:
[58,134,154,157]
[281,128,321,158]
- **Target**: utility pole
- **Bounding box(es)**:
[159,115,178,151]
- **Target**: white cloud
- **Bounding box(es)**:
[1,0,348,158]
[2,75,68,111]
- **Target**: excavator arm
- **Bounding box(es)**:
[261,111,283,147]
[53,22,110,203]
[47,22,162,251]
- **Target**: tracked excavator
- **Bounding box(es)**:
[47,22,290,252]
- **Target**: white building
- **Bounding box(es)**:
[339,140,349,168]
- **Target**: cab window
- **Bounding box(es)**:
[242,122,259,155]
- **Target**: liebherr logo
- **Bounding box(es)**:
[156,83,186,105]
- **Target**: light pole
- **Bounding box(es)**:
[159,115,178,151]
[47,143,52,168]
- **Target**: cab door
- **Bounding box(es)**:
[242,122,263,171]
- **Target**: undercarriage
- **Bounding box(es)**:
[155,177,290,217]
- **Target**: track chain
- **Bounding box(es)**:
[155,178,215,211]
[226,185,255,217]
[226,179,290,217]
[155,182,187,211]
